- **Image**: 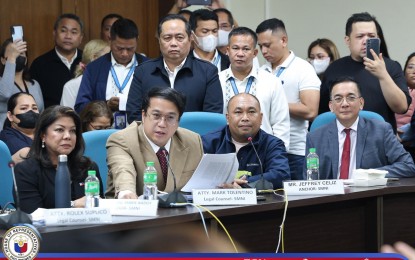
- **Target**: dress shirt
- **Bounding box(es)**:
[336,118,358,179]
[163,58,186,88]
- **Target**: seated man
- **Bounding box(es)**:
[202,93,290,189]
[106,87,203,199]
[305,76,415,179]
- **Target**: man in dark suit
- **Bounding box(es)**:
[305,76,415,179]
[30,13,83,108]
[126,14,223,123]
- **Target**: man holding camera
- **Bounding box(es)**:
[319,12,410,132]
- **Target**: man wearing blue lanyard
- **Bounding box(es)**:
[188,9,230,72]
[256,18,321,180]
[218,27,290,150]
[74,18,148,127]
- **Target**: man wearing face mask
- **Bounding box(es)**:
[0,38,44,130]
[0,93,40,163]
[189,9,230,71]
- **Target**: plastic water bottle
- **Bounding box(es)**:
[55,155,71,208]
[85,170,100,208]
[143,162,158,200]
[306,148,319,180]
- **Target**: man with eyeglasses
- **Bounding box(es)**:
[219,27,290,150]
[202,93,290,189]
[106,87,203,199]
[319,12,410,134]
[305,76,415,180]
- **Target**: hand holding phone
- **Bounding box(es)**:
[186,0,212,5]
[11,26,24,42]
[366,38,380,60]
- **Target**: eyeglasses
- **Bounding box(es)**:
[89,123,112,130]
[331,95,361,104]
[146,113,178,126]
[406,64,415,70]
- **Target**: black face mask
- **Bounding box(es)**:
[15,56,27,72]
[15,110,39,129]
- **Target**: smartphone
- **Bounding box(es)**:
[366,38,380,60]
[11,25,24,41]
[187,0,212,5]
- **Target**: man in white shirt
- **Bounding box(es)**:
[256,18,321,180]
[219,27,290,149]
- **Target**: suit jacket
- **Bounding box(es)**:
[305,117,415,179]
[126,55,223,123]
[74,52,147,113]
[105,121,204,198]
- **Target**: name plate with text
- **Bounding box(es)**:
[99,199,158,216]
[192,189,257,205]
[283,180,345,195]
[44,208,112,226]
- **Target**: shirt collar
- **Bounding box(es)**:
[264,50,295,73]
[193,49,220,64]
[111,53,135,68]
[336,116,359,133]
[163,57,187,76]
[55,48,78,65]
[225,66,258,82]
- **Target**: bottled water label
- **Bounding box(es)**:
[85,181,99,195]
[144,172,157,184]
[307,158,319,168]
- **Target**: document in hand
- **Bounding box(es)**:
[181,153,239,192]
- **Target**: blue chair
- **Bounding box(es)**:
[83,129,119,190]
[310,110,385,132]
[179,112,227,135]
[0,140,14,208]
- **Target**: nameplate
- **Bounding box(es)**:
[192,189,257,205]
[99,199,158,216]
[44,208,112,226]
[283,180,345,195]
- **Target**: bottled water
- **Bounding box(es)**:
[306,148,319,180]
[55,155,71,208]
[85,170,100,208]
[143,162,158,200]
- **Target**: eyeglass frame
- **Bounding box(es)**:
[145,112,179,126]
[330,95,362,104]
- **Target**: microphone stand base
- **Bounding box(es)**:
[0,209,32,229]
[158,191,188,208]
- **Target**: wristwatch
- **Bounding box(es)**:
[70,201,75,208]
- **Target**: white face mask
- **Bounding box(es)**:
[311,58,330,75]
[194,33,218,53]
[217,29,230,47]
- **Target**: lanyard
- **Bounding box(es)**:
[274,54,296,78]
[110,57,136,94]
[229,76,254,95]
[213,55,221,68]
[14,80,29,93]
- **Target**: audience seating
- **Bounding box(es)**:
[0,140,14,208]
[310,110,385,132]
[83,129,119,191]
[179,112,227,135]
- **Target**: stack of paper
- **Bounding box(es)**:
[353,169,388,186]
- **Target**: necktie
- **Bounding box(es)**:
[156,148,168,183]
[340,129,351,179]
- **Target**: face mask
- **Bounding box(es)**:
[311,58,330,75]
[15,56,27,72]
[217,29,230,47]
[195,34,218,53]
[15,110,39,129]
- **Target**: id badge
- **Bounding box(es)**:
[114,112,127,129]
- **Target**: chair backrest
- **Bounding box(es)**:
[0,140,14,207]
[83,129,119,190]
[310,110,385,132]
[179,112,227,135]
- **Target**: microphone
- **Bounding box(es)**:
[245,136,273,192]
[0,161,32,229]
[157,148,187,208]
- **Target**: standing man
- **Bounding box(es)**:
[320,12,410,132]
[256,18,321,180]
[106,87,203,199]
[30,13,84,108]
[74,18,147,124]
[202,93,290,189]
[306,77,415,179]
[126,14,223,123]
[213,8,235,55]
[100,13,123,43]
[189,9,230,71]
[219,27,290,149]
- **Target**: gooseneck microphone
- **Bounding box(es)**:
[0,161,32,229]
[157,148,187,208]
[246,136,273,192]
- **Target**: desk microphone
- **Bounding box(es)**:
[0,161,32,229]
[157,148,187,208]
[246,136,273,192]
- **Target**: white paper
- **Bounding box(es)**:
[181,153,238,192]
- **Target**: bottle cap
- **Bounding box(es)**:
[146,161,155,166]
[88,170,96,176]
[58,154,68,162]
[309,148,316,153]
